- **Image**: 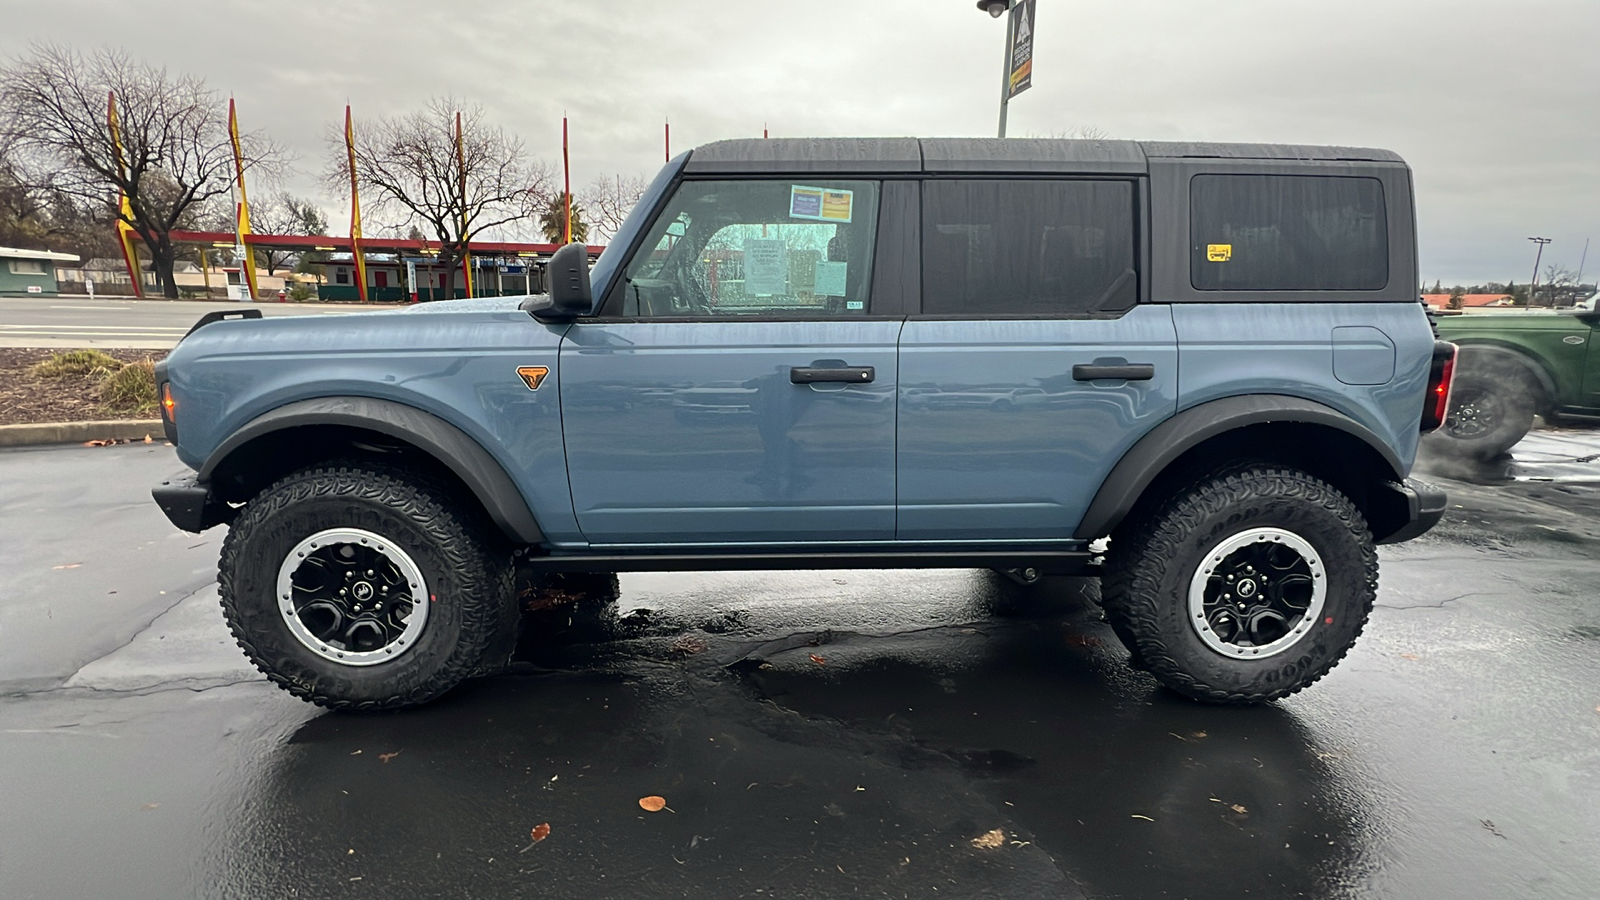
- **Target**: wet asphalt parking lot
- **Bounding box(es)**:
[1,433,1597,899]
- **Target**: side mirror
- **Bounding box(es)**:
[522,242,591,322]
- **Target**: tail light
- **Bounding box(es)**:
[1420,341,1457,433]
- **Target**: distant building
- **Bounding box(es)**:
[1422,293,1518,310]
[319,255,540,301]
[62,257,284,298]
[0,247,81,297]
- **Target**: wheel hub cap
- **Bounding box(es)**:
[276,528,429,666]
[1188,527,1326,660]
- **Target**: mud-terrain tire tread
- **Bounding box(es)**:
[1101,464,1377,704]
[219,460,513,711]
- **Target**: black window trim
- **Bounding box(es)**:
[1187,172,1391,294]
[1145,157,1416,305]
[910,174,1149,320]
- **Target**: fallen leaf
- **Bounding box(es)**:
[639,795,668,812]
[143,435,153,443]
[1192,731,1207,739]
[518,823,552,853]
[1230,804,1248,814]
[671,635,707,655]
[379,751,400,763]
[1400,653,1420,661]
[141,802,160,810]
[970,828,1006,850]
[52,564,81,570]
[350,750,362,755]
[808,654,826,666]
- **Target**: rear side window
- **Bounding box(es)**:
[1191,175,1388,292]
[922,180,1137,316]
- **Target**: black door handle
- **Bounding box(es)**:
[791,366,875,384]
[1073,363,1155,382]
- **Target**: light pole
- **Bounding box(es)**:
[1528,236,1552,308]
[977,0,1017,138]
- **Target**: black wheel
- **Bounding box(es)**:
[219,461,514,710]
[1429,366,1537,460]
[1101,465,1377,704]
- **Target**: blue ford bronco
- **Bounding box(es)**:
[153,138,1455,710]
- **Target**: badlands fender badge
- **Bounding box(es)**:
[516,366,550,391]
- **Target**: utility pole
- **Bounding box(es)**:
[1528,236,1552,308]
[1576,238,1590,291]
[994,0,1016,138]
[976,0,1032,138]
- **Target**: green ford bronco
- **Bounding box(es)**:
[1431,295,1600,458]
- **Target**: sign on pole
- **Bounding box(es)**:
[1007,0,1037,99]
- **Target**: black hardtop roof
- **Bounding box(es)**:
[683,137,1404,176]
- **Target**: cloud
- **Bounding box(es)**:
[4,0,1595,282]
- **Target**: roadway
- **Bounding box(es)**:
[0,296,404,349]
[2,431,1598,898]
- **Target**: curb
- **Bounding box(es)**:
[0,419,164,448]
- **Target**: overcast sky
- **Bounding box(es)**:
[4,0,1596,285]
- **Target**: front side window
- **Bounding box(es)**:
[922,180,1137,316]
[619,180,880,317]
[1191,174,1388,292]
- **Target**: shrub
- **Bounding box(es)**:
[288,282,317,302]
[31,349,123,379]
[99,358,158,416]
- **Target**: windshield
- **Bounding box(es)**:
[587,152,688,302]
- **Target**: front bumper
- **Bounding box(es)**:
[1374,478,1448,545]
[152,473,234,533]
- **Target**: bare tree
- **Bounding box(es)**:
[0,44,282,298]
[1541,264,1578,308]
[1030,125,1112,140]
[581,173,647,243]
[331,98,551,298]
[248,191,329,275]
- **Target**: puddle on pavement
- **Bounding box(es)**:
[1419,427,1600,485]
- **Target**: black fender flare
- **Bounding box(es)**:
[1074,394,1404,540]
[200,396,544,544]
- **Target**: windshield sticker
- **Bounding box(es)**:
[1207,244,1233,262]
[791,186,854,223]
[814,260,848,297]
[744,238,788,296]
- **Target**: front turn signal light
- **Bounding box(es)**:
[159,382,178,443]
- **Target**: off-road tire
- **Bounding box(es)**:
[219,461,514,711]
[1428,365,1537,460]
[1101,465,1377,704]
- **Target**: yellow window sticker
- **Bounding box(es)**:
[791,185,853,223]
[1207,244,1233,262]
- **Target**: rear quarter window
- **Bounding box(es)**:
[1191,174,1388,292]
